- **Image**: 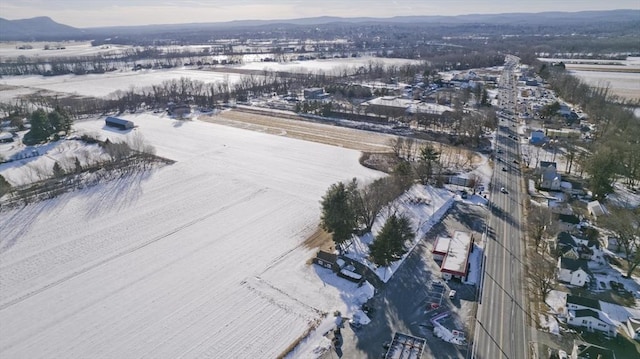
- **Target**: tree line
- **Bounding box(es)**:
[319,142,445,267]
[535,61,640,200]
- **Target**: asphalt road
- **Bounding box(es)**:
[472,57,531,359]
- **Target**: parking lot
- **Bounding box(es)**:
[321,201,487,358]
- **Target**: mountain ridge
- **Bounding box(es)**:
[1,9,639,41]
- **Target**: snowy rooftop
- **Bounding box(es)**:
[441,231,472,276]
[433,236,451,255]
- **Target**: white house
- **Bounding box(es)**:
[557,257,591,287]
[566,295,601,312]
[626,317,640,341]
[539,161,561,191]
[567,309,617,337]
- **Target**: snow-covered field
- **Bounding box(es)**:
[0,69,246,99]
[568,70,640,101]
[0,114,383,358]
[0,41,133,60]
[235,56,423,75]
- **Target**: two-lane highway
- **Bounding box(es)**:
[473,56,530,359]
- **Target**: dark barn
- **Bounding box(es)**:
[105,116,134,130]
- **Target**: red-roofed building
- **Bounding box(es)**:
[437,231,473,280]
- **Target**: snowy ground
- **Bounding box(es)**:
[0,69,246,99]
[539,314,560,335]
[0,114,384,358]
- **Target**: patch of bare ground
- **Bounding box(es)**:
[303,227,334,265]
[201,109,394,152]
[201,109,484,172]
[359,152,396,173]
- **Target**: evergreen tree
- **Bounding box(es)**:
[0,174,11,197]
[320,182,357,252]
[74,157,83,174]
[369,214,414,267]
[52,162,65,178]
[24,109,51,144]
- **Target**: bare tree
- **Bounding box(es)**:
[388,137,404,158]
[528,205,555,253]
[602,206,640,277]
[528,252,556,302]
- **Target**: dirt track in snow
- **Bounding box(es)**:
[200,109,395,153]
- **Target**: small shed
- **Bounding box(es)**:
[587,200,607,219]
[312,251,337,270]
[105,116,134,130]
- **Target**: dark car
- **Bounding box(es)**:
[502,167,507,171]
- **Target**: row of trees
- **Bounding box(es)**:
[537,62,640,200]
[319,177,416,267]
[319,142,443,266]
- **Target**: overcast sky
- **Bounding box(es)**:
[2,0,639,28]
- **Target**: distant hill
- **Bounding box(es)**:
[1,10,638,41]
[83,9,640,31]
[0,16,83,41]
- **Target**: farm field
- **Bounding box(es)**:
[0,114,383,358]
[0,69,246,99]
[0,56,422,103]
[538,57,640,101]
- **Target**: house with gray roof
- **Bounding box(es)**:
[567,309,617,337]
[557,257,591,287]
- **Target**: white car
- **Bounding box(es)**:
[448,290,457,299]
[500,187,507,193]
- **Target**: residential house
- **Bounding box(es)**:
[312,251,337,270]
[626,317,640,341]
[567,309,617,337]
[557,257,591,287]
[566,295,601,312]
[571,340,616,359]
[539,161,561,191]
[573,234,605,265]
[555,232,577,255]
[587,200,607,220]
[303,87,329,100]
[561,247,580,259]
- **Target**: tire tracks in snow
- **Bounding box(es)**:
[0,187,269,312]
